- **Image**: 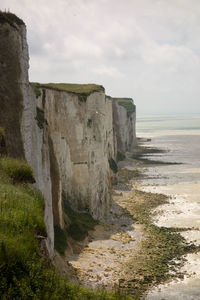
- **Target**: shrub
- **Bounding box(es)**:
[35,107,46,129]
[109,158,118,173]
[0,157,35,183]
[54,226,67,255]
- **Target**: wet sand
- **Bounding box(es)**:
[66,136,200,298]
[144,182,200,299]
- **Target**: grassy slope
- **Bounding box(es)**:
[115,98,136,113]
[31,82,104,95]
[0,157,132,300]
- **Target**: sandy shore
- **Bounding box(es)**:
[66,150,200,299]
[68,190,143,289]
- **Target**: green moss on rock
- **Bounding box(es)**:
[115,98,135,113]
[117,151,126,161]
[35,107,47,130]
[109,158,118,173]
[54,226,67,255]
[30,82,42,98]
[62,192,98,242]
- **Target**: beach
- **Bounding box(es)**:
[66,114,200,299]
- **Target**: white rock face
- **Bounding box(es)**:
[19,27,54,257]
[0,22,54,256]
[37,88,115,221]
[21,88,54,257]
[112,98,137,154]
[1,18,137,259]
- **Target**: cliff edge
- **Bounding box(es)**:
[0,12,137,258]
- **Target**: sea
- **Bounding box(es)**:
[136,113,200,300]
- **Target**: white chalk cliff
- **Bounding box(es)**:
[0,14,137,257]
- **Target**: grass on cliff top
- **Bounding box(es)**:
[115,98,136,113]
[31,82,105,95]
[30,82,41,98]
[0,157,132,300]
[0,11,25,27]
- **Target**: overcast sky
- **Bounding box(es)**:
[1,0,200,114]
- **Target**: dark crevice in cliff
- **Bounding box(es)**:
[48,135,61,227]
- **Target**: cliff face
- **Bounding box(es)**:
[0,13,137,258]
[0,14,54,256]
[112,98,137,154]
[36,86,115,223]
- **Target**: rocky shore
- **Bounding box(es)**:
[66,147,200,299]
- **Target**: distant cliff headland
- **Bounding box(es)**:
[0,11,137,299]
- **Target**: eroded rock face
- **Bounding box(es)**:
[0,18,54,256]
[36,88,115,222]
[112,98,137,154]
[0,14,137,259]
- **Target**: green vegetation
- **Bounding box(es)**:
[0,157,35,183]
[54,226,68,255]
[119,189,200,298]
[117,151,126,161]
[116,98,135,113]
[31,82,105,102]
[0,11,25,28]
[109,158,118,173]
[31,82,42,98]
[35,107,47,130]
[62,194,98,242]
[118,168,142,183]
[0,157,132,299]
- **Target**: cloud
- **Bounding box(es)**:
[1,0,200,113]
[93,66,125,78]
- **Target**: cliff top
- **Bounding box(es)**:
[0,11,25,28]
[114,98,136,113]
[31,82,105,96]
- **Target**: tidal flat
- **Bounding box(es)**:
[67,147,200,299]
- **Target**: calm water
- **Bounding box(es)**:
[136,114,200,300]
[136,114,200,185]
[137,114,200,137]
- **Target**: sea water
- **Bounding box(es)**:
[136,114,200,300]
[137,114,200,186]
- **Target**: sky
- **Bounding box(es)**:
[1,0,200,114]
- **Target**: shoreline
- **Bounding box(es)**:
[67,145,200,298]
[144,181,200,299]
